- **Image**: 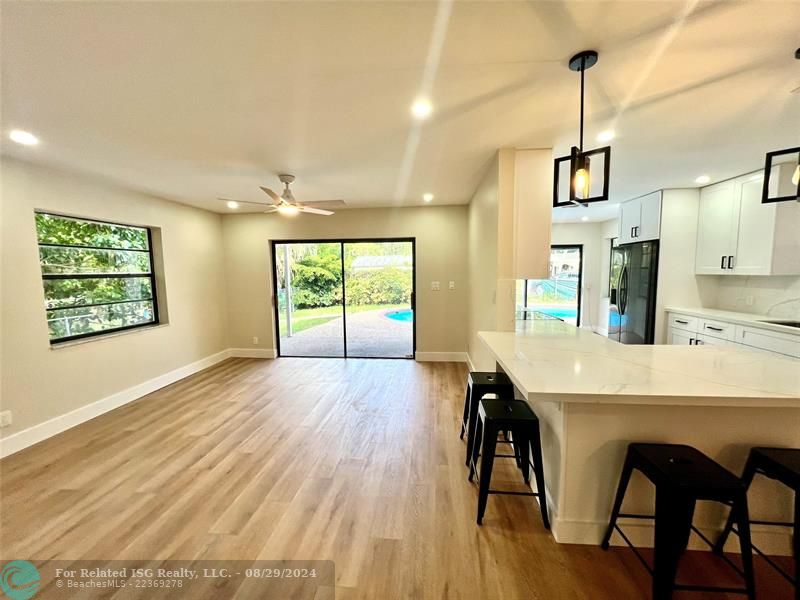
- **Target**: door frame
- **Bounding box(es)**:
[269,237,417,359]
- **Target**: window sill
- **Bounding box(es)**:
[49,322,169,350]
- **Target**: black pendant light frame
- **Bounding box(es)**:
[553,50,611,208]
[761,146,800,204]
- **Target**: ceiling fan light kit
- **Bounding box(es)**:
[760,49,800,204]
[218,175,335,216]
[553,50,611,208]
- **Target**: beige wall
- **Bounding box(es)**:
[467,155,501,370]
[221,205,468,355]
[0,158,228,438]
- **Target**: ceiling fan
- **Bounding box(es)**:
[218,174,336,216]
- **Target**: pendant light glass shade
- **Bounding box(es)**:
[553,51,611,207]
[761,146,800,204]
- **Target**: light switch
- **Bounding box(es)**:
[431,281,440,291]
[448,281,455,290]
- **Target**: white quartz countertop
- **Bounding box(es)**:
[666,306,800,337]
[478,320,800,408]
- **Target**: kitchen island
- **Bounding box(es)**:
[478,320,800,554]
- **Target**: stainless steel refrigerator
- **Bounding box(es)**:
[608,240,659,344]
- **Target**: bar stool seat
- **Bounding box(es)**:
[714,446,800,599]
[467,398,550,529]
[601,443,756,600]
[459,371,514,468]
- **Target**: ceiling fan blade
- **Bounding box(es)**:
[264,206,279,214]
[298,206,334,216]
[259,186,282,204]
[217,197,275,207]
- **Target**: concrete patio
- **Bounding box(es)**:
[279,308,413,358]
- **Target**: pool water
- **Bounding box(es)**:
[535,306,578,320]
[386,308,414,322]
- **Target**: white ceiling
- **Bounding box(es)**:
[2,1,799,219]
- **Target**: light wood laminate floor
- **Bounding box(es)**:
[1,358,794,599]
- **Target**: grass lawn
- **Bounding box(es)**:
[278,303,409,335]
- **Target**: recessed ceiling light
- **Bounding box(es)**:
[597,130,615,143]
[226,201,239,209]
[9,129,39,146]
[423,193,434,202]
[695,175,710,185]
[581,215,589,222]
[411,98,433,120]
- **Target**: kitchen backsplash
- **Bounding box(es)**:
[713,276,800,319]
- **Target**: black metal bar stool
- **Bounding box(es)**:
[467,398,550,529]
[714,447,799,599]
[601,443,756,600]
[460,372,514,467]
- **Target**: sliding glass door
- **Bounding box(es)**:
[272,239,415,358]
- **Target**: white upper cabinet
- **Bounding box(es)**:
[695,167,800,276]
[695,180,738,274]
[618,191,662,244]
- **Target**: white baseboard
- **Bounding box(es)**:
[414,351,468,363]
[229,348,277,359]
[466,353,477,372]
[0,349,234,458]
[552,517,793,556]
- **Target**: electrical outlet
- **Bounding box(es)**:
[0,410,11,428]
[745,295,754,307]
[431,281,440,291]
[448,281,455,290]
[252,336,259,345]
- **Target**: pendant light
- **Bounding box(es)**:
[761,48,800,203]
[553,50,611,207]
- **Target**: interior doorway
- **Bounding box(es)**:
[271,239,416,358]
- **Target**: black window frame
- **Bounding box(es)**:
[35,212,160,344]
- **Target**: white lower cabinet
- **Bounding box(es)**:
[668,328,695,346]
[666,312,799,358]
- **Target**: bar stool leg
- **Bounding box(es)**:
[732,491,757,600]
[517,430,530,485]
[714,452,758,554]
[528,425,550,530]
[652,489,685,600]
[465,391,481,467]
[601,452,634,550]
[459,384,471,440]
[477,422,499,525]
[468,416,483,483]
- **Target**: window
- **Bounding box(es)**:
[35,212,159,343]
[517,245,583,326]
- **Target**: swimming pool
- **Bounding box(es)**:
[534,306,578,320]
[386,308,414,322]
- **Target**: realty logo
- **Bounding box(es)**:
[0,561,40,600]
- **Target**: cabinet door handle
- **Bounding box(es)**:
[634,226,639,237]
[675,319,689,324]
[721,256,727,269]
[630,227,635,238]
[707,326,723,332]
[689,338,695,345]
[696,339,704,345]
[728,255,734,269]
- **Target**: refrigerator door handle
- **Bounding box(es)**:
[619,267,629,316]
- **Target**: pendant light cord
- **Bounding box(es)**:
[579,55,585,152]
